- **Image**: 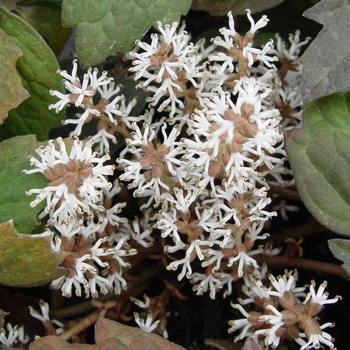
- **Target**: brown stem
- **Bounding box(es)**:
[270,218,328,246]
[268,185,301,201]
[16,0,41,6]
[59,309,102,341]
[254,255,349,278]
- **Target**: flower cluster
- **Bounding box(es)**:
[117,10,298,300]
[23,137,114,224]
[229,270,341,350]
[0,323,28,348]
[24,138,136,298]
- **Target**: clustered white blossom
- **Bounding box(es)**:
[23,137,137,298]
[23,8,340,350]
[229,270,341,350]
[0,299,64,347]
[0,323,29,348]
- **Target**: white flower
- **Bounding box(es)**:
[299,323,336,350]
[111,235,138,267]
[210,10,277,74]
[227,249,259,278]
[271,30,311,63]
[49,60,110,110]
[130,215,154,247]
[90,237,114,268]
[257,305,285,348]
[267,270,306,300]
[191,272,223,299]
[29,300,64,335]
[166,255,193,281]
[134,311,159,333]
[272,199,299,221]
[0,324,23,347]
[239,277,272,305]
[90,128,117,155]
[50,60,125,136]
[131,294,151,309]
[87,274,111,298]
[156,209,183,244]
[303,281,341,306]
[23,137,114,223]
[228,303,262,341]
[105,269,128,295]
[119,123,182,203]
[267,271,295,298]
[50,274,87,298]
[130,21,200,115]
[165,187,198,215]
[54,221,80,238]
[104,202,128,227]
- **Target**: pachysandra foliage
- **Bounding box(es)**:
[62,0,192,67]
[300,0,350,103]
[0,221,66,287]
[0,135,50,233]
[285,93,350,236]
[0,1,346,349]
[191,0,285,16]
[0,7,64,141]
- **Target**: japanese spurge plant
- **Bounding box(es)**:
[0,1,346,349]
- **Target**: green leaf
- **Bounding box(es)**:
[191,0,285,16]
[0,135,49,233]
[0,7,64,141]
[300,0,350,103]
[328,239,350,276]
[19,6,72,57]
[285,93,350,236]
[0,220,66,287]
[0,28,29,124]
[62,0,192,67]
[18,0,63,11]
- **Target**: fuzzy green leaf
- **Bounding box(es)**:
[0,135,49,233]
[328,239,350,276]
[191,0,285,16]
[300,0,350,103]
[0,28,29,124]
[19,6,72,57]
[62,0,192,67]
[0,220,66,287]
[0,7,64,141]
[285,93,350,236]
